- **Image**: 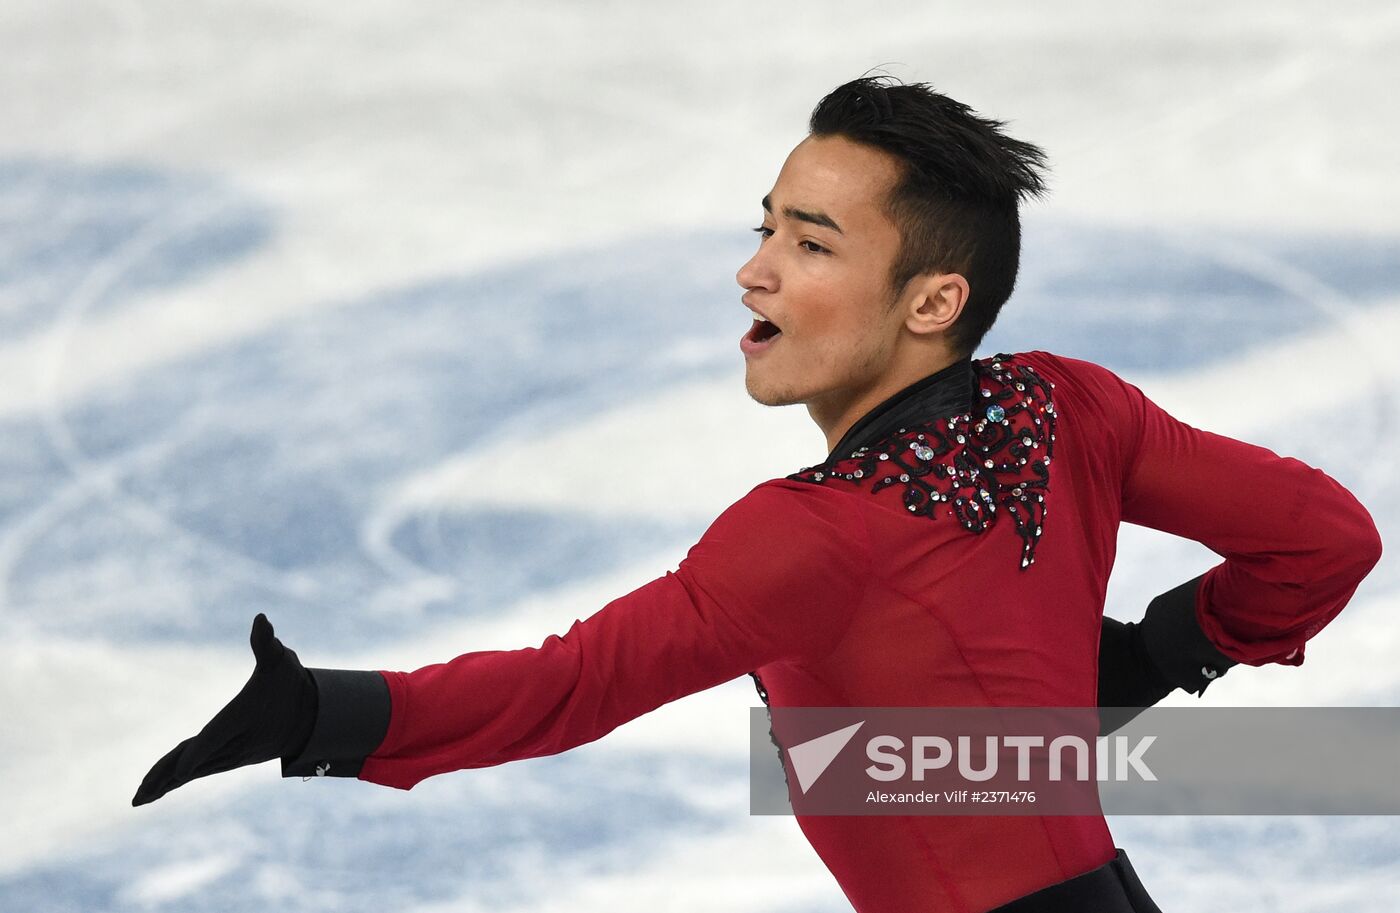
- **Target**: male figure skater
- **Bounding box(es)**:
[133,77,1382,912]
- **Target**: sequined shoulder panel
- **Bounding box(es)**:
[786,353,1057,569]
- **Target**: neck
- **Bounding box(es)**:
[810,350,965,454]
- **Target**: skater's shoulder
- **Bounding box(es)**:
[986,349,1138,399]
[981,348,1112,379]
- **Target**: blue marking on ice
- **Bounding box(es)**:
[990,221,1400,370]
[1109,816,1400,909]
[0,164,750,646]
[388,505,688,602]
[0,159,272,339]
[0,750,742,912]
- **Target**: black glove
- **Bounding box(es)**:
[1097,616,1175,735]
[1097,573,1241,736]
[132,613,317,806]
[1137,573,1239,698]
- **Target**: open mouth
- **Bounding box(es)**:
[744,315,783,345]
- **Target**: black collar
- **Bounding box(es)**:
[825,357,976,463]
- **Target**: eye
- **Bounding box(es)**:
[800,240,829,254]
[751,226,773,239]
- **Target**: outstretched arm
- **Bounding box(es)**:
[134,480,870,801]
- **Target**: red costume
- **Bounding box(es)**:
[286,350,1382,912]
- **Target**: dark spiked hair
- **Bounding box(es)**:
[808,76,1048,357]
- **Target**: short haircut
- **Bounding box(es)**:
[808,76,1048,358]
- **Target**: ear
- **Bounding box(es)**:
[901,272,968,337]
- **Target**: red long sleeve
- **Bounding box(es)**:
[360,479,872,790]
[1036,351,1383,668]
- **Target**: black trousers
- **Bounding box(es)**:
[988,848,1163,912]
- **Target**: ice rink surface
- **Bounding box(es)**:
[1,2,1397,910]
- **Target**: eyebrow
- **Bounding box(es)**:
[762,193,844,235]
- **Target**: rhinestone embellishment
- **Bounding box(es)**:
[787,352,1057,570]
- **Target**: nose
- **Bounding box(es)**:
[736,239,777,293]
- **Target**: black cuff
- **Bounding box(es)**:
[281,668,391,779]
[1140,573,1239,697]
[1097,616,1176,735]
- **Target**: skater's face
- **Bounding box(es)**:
[735,135,960,428]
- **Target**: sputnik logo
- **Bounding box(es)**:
[787,721,865,794]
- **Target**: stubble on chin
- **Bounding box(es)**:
[744,367,804,408]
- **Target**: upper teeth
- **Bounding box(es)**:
[755,315,769,322]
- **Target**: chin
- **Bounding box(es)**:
[743,371,805,408]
